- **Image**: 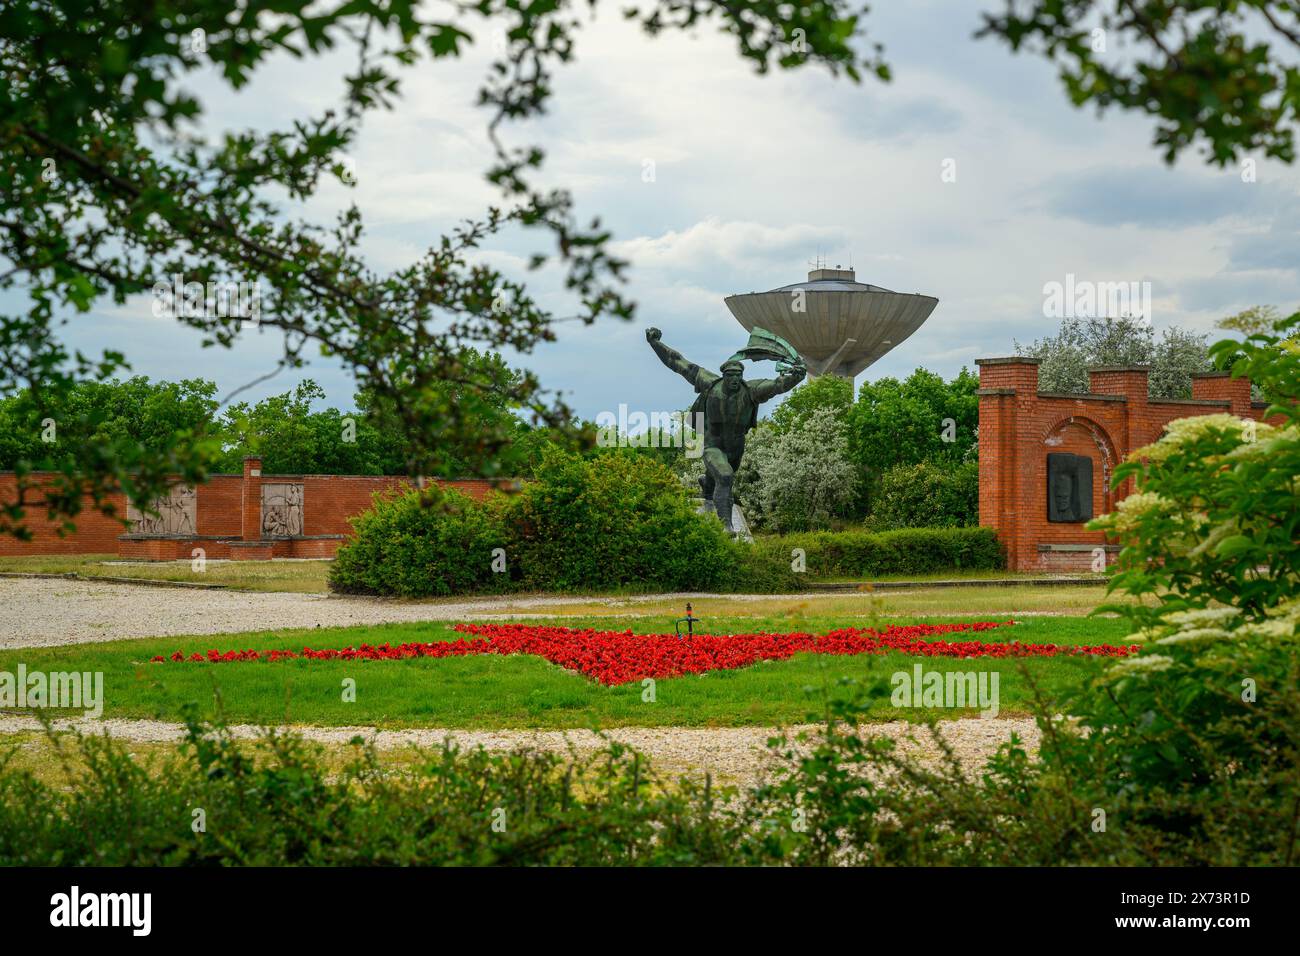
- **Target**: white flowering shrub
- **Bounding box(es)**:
[734,407,860,532]
[1074,314,1300,858]
[1093,413,1297,621]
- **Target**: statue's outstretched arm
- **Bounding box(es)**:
[751,359,807,402]
[773,359,807,394]
[645,327,698,381]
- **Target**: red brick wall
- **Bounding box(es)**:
[1191,372,1254,417]
[230,541,274,561]
[296,474,410,537]
[438,478,520,501]
[118,538,216,561]
[977,359,1270,571]
[0,474,129,556]
[285,537,345,559]
[197,478,243,537]
[118,537,357,560]
[1,469,515,558]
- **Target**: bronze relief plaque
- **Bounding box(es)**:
[1047,453,1093,523]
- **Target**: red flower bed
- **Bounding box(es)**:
[149,621,1140,686]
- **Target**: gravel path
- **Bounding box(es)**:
[0,578,1060,649]
[0,578,724,648]
[0,714,1040,785]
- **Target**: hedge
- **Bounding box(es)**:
[750,526,1003,580]
[507,450,735,592]
[328,487,511,598]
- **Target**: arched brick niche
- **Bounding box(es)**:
[975,358,1272,572]
[1040,416,1118,521]
[1031,416,1121,571]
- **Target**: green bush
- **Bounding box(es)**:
[870,460,978,530]
[506,449,734,591]
[329,488,511,597]
[752,526,1003,580]
[332,448,1001,596]
[738,612,1300,865]
[724,542,804,592]
[331,449,738,596]
[0,712,743,866]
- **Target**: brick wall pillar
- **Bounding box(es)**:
[1087,365,1149,402]
[976,358,1040,571]
[241,456,263,541]
[1191,372,1253,418]
[975,356,1040,393]
[1088,366,1147,498]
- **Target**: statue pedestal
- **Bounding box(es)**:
[694,498,753,543]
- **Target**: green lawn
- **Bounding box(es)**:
[489,586,1126,618]
[0,554,1108,596]
[0,554,332,592]
[0,614,1135,729]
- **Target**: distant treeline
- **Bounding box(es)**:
[0,351,569,479]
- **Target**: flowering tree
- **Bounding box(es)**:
[1014,316,1212,399]
[735,406,860,532]
[1091,314,1299,624]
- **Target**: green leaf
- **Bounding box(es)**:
[1214,535,1255,557]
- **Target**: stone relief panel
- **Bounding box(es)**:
[128,485,197,535]
[261,482,304,537]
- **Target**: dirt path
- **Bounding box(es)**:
[0,713,1039,785]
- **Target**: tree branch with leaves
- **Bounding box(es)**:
[0,0,872,537]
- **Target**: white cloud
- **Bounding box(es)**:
[612,218,845,276]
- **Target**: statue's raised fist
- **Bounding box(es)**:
[645,327,662,343]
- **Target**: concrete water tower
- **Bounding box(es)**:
[724,266,939,378]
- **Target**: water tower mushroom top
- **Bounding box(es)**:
[724,268,939,378]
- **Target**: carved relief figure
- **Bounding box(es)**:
[261,482,304,536]
[128,484,197,535]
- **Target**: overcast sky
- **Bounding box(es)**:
[29,1,1300,420]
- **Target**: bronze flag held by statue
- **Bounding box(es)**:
[727,327,803,371]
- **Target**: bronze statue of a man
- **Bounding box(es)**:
[645,326,806,532]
